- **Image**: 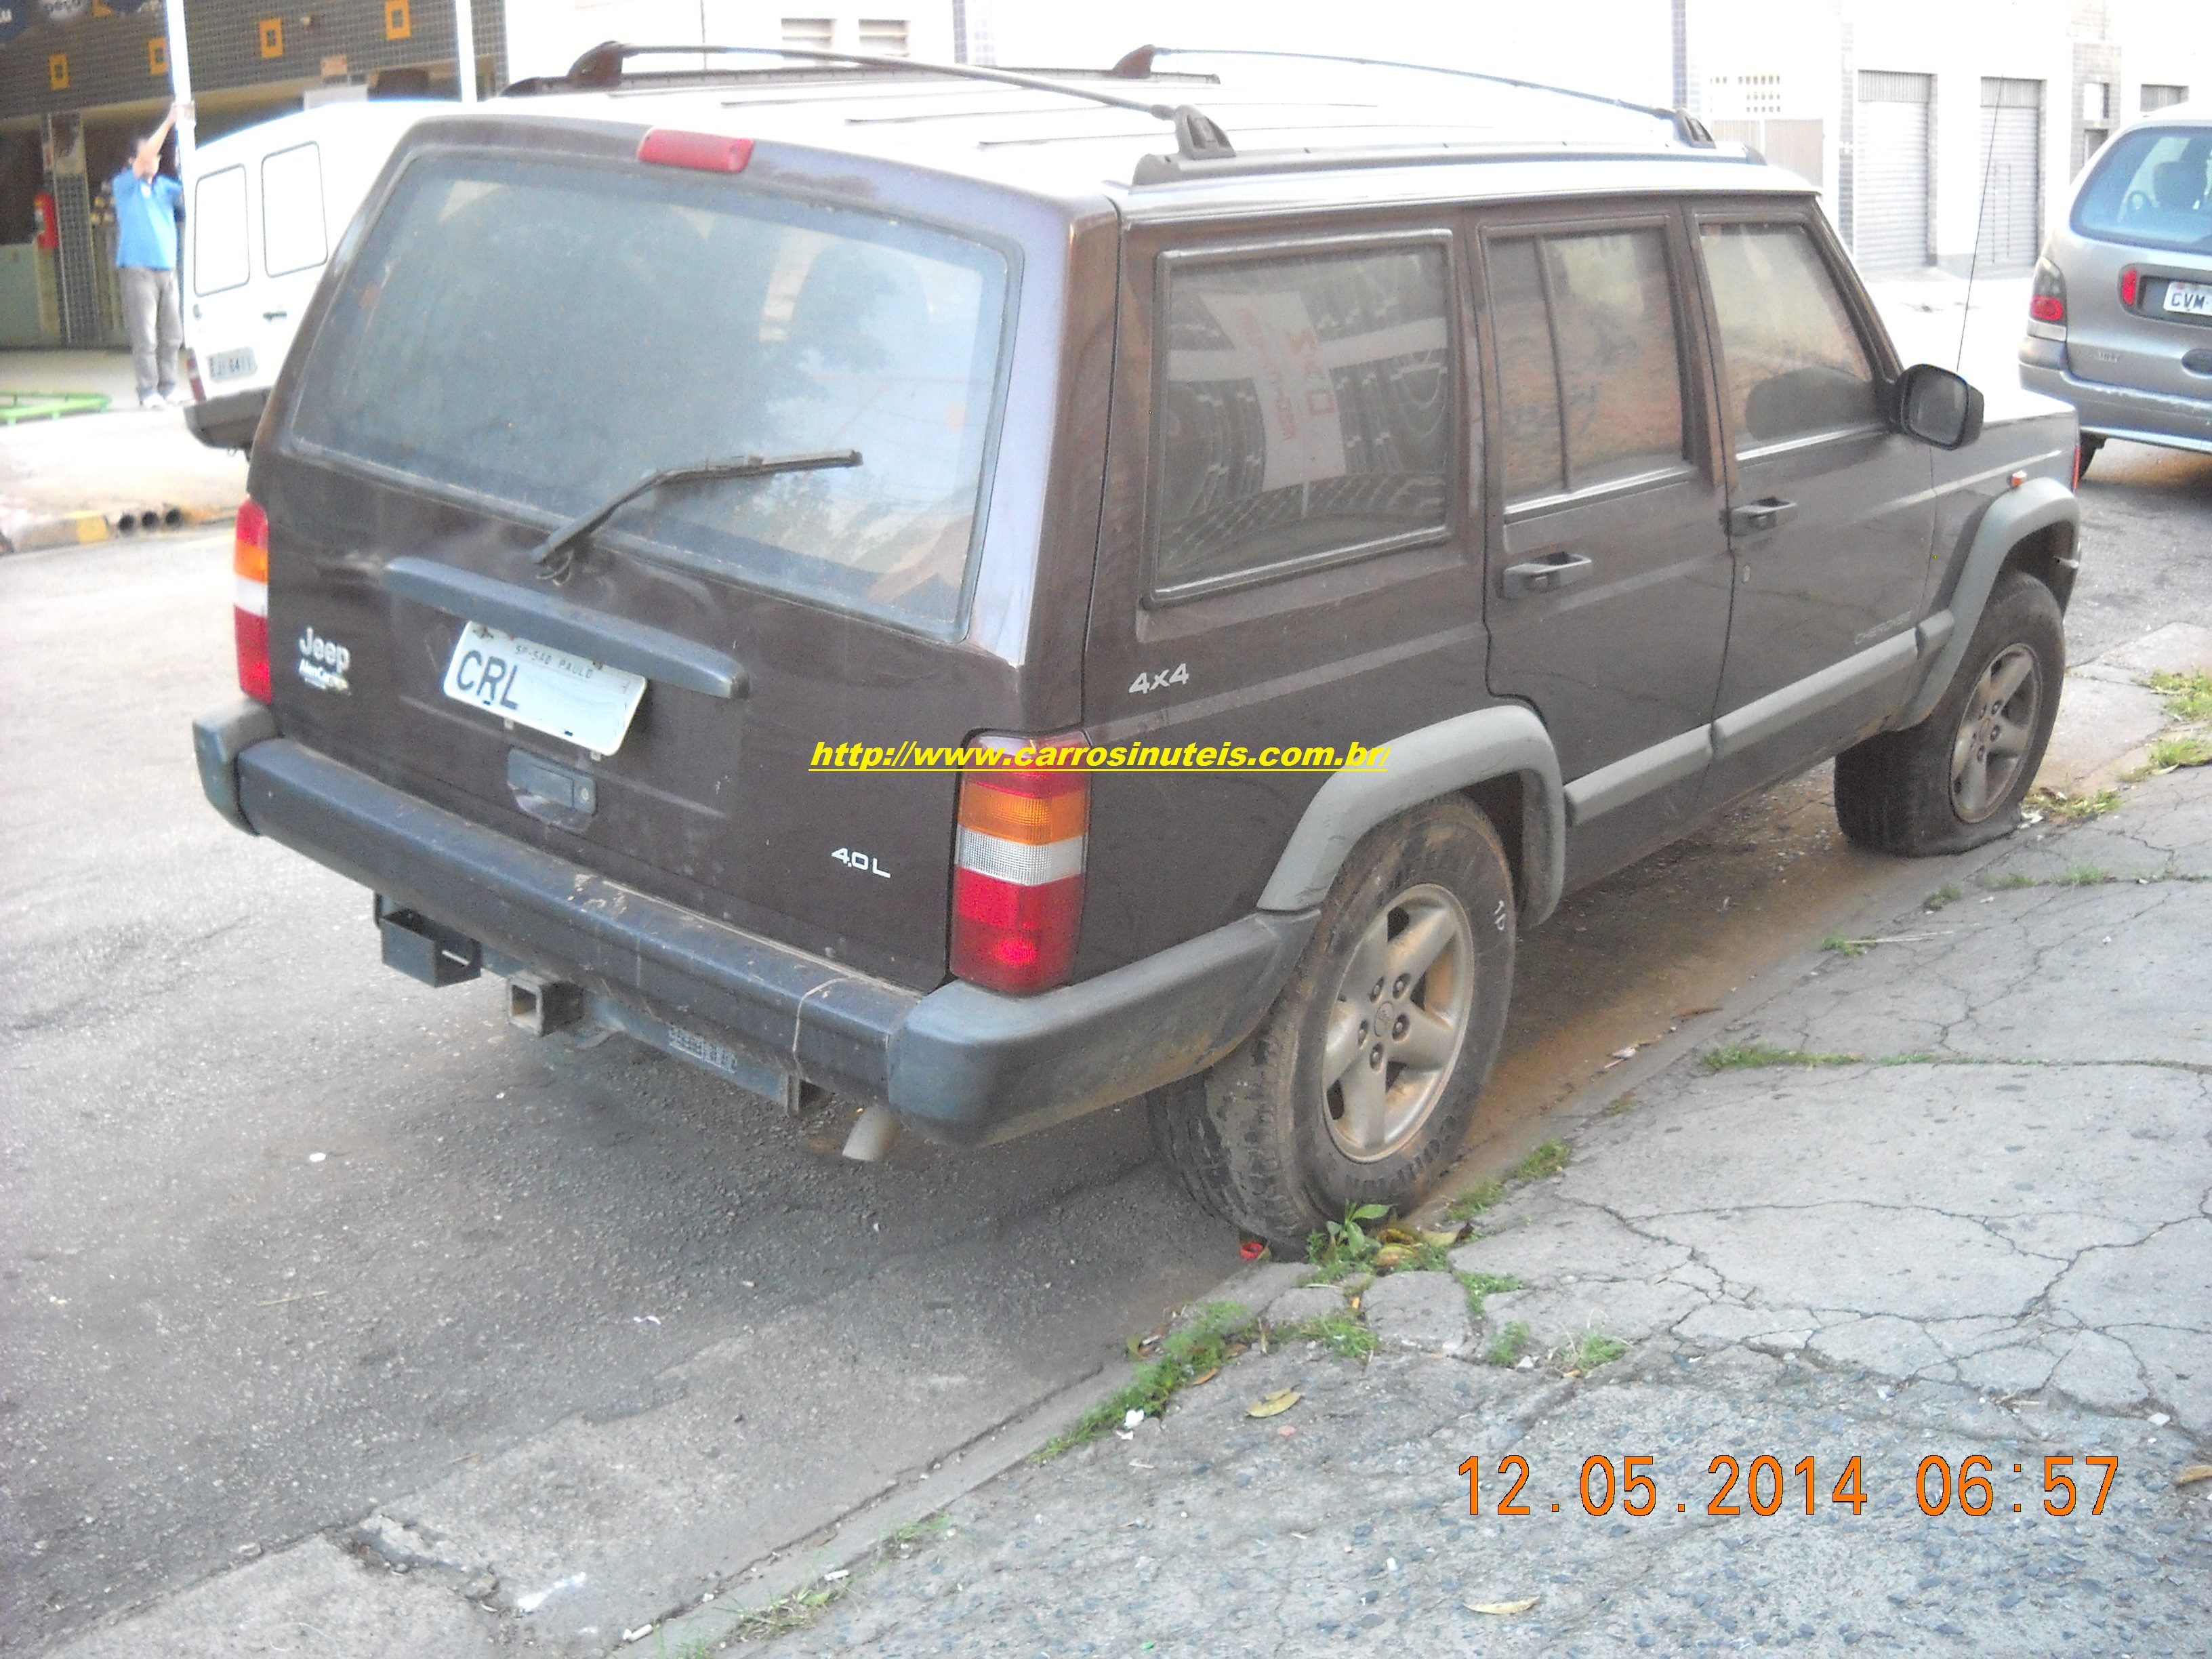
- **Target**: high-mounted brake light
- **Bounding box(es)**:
[2028,258,2067,327]
[2119,266,2140,307]
[233,496,270,703]
[951,737,1087,995]
[636,129,753,173]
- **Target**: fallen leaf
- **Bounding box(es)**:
[2176,1465,2212,1487]
[1372,1245,1413,1271]
[1468,1597,1539,1616]
[1246,1389,1301,1419]
[1610,1046,1638,1061]
[1418,1225,1467,1248]
[1188,1367,1220,1388]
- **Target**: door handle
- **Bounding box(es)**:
[1728,497,1798,537]
[1500,550,1594,597]
[262,309,289,321]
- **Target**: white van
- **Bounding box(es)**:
[182,100,438,451]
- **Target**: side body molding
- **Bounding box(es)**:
[1896,477,2079,729]
[1257,704,1565,926]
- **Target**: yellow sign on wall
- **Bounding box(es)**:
[260,18,285,59]
[149,38,168,76]
[385,1,412,43]
[48,53,69,92]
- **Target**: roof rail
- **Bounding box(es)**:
[505,41,1239,164]
[1110,45,1715,152]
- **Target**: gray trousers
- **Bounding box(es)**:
[121,265,183,398]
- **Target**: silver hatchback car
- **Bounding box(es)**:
[2019,101,2212,473]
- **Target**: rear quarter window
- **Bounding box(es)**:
[2071,125,2212,253]
[286,149,1013,637]
[261,142,329,277]
[193,164,249,295]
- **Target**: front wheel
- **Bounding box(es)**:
[1834,571,2065,856]
[1149,799,1516,1247]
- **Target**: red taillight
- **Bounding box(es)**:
[636,129,753,173]
[950,737,1087,994]
[2029,257,2067,327]
[184,348,206,404]
[2028,294,2065,323]
[2120,266,2140,307]
[234,497,270,703]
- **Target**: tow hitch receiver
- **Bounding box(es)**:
[373,895,482,987]
[507,972,583,1036]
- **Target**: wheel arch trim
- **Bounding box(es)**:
[1898,478,2079,729]
[1256,704,1565,926]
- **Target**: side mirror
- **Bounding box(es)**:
[1895,363,1985,450]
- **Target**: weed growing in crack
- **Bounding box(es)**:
[1923,883,1963,912]
[2028,785,2121,824]
[1549,1330,1631,1374]
[1486,1319,1531,1366]
[1602,1091,1639,1116]
[724,1580,851,1641]
[1982,871,2041,889]
[1701,1044,1860,1071]
[1457,1271,1522,1322]
[2058,865,2114,886]
[1307,1203,1389,1282]
[1446,1176,1506,1222]
[2147,669,2212,723]
[1511,1139,1572,1182]
[882,1515,951,1557]
[1041,1301,1250,1456]
[1277,1310,1378,1360]
[2145,734,2212,772]
[1819,930,1865,957]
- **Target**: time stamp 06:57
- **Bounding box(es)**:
[1458,1454,2121,1519]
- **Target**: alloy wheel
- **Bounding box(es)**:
[1320,883,1476,1162]
[1950,642,2043,823]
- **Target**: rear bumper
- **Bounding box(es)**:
[2018,349,2212,455]
[193,701,1315,1145]
[182,386,266,452]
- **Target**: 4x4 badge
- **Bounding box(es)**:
[1129,663,1189,695]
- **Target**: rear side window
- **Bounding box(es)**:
[1700,222,1878,449]
[289,152,1012,636]
[1151,240,1452,601]
[2071,125,2212,253]
[1488,228,1687,502]
[193,164,248,295]
[261,142,329,278]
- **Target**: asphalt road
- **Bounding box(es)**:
[3,436,2207,1653]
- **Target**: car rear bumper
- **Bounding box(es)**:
[182,386,266,452]
[194,701,1315,1146]
[2018,348,2212,455]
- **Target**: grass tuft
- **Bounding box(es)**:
[725,1581,851,1641]
[1819,930,1865,957]
[2146,669,2212,723]
[2028,786,2121,824]
[1446,1176,1507,1223]
[2146,734,2212,772]
[1701,1044,1860,1071]
[1276,1309,1379,1360]
[1982,872,2041,889]
[1550,1330,1631,1373]
[1456,1270,1522,1322]
[1509,1139,1572,1182]
[1923,883,1963,912]
[1486,1319,1531,1367]
[1040,1301,1250,1457]
[2057,865,2114,886]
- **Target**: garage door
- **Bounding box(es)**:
[1976,79,2044,270]
[1854,72,1932,272]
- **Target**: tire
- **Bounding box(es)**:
[1834,570,2065,857]
[1148,799,1516,1247]
[2076,434,2103,479]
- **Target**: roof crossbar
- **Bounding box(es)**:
[1110,45,1715,151]
[514,41,1238,163]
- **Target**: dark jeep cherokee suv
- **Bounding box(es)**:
[193,46,2081,1244]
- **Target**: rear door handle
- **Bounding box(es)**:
[1727,497,1799,537]
[262,309,289,321]
[1500,550,1595,597]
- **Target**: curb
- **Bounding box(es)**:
[0,501,237,556]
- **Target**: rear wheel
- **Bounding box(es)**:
[1834,571,2064,856]
[2076,434,2104,479]
[1149,799,1516,1248]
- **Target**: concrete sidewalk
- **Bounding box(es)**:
[707,765,2212,1656]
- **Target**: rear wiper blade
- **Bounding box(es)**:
[529,448,861,581]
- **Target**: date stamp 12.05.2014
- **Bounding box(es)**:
[1457,1453,2121,1519]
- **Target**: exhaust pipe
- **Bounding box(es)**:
[840,1105,901,1163]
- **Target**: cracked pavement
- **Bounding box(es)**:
[733,766,2212,1656]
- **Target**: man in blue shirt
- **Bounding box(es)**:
[112,102,190,409]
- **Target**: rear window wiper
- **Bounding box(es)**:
[530,449,861,582]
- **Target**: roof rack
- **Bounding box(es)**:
[504,41,1240,165]
[1110,44,1717,155]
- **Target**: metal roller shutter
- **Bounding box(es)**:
[1855,71,1933,273]
[1976,79,2044,270]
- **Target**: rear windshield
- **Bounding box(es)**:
[288,149,1012,635]
[2071,125,2212,253]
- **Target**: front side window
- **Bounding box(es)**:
[1488,227,1687,503]
[1700,222,1879,450]
[2071,125,2212,253]
[289,152,1012,636]
[1151,241,1451,600]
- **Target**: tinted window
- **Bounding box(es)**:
[1701,222,1878,449]
[193,164,248,295]
[262,142,328,278]
[2071,125,2212,253]
[1488,228,1686,501]
[289,153,1010,636]
[1153,243,1450,599]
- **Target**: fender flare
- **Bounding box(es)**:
[1897,477,2079,729]
[1256,704,1566,927]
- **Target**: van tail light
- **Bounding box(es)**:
[233,497,270,703]
[2028,258,2067,326]
[2119,266,2140,308]
[185,348,206,404]
[950,736,1086,994]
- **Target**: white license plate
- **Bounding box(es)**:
[2163,280,2212,317]
[205,346,256,380]
[441,621,646,754]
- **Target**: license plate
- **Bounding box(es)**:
[441,621,646,754]
[2163,280,2212,317]
[205,346,256,381]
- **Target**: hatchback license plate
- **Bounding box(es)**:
[2164,280,2212,317]
[441,621,646,754]
[205,346,256,380]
